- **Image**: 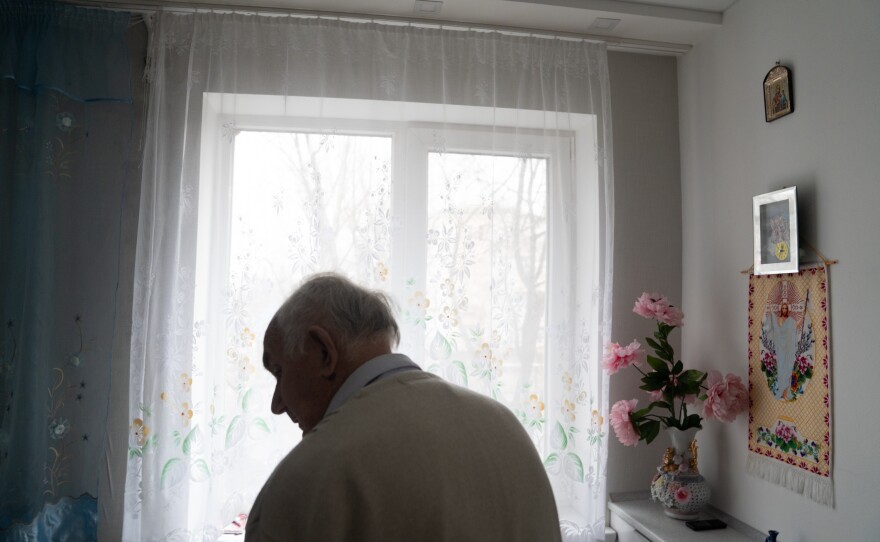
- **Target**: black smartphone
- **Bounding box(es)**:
[685,519,727,531]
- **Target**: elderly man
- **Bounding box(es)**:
[246,273,561,542]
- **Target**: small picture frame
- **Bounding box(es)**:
[753,187,798,275]
[763,65,794,122]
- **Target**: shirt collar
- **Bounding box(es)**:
[323,353,421,418]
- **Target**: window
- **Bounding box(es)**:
[194,93,598,524]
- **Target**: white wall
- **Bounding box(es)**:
[678,0,880,539]
[606,51,683,494]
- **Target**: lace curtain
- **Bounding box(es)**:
[127,12,613,541]
[0,1,134,539]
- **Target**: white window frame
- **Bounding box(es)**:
[197,93,600,516]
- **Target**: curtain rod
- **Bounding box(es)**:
[59,0,692,55]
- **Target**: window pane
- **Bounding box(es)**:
[200,130,394,501]
[425,151,548,448]
[232,131,393,289]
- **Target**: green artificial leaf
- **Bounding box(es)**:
[645,337,663,353]
[683,414,703,429]
[672,360,683,374]
[632,401,670,422]
[679,369,704,381]
[681,381,701,395]
[676,369,706,395]
[664,416,681,429]
[655,347,669,361]
[645,370,668,381]
[646,356,669,374]
[641,371,668,391]
[639,380,666,392]
[631,406,650,420]
[642,420,661,444]
[678,370,705,394]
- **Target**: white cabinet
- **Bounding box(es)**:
[610,510,652,542]
[608,497,765,542]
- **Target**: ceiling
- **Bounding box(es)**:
[97,0,739,52]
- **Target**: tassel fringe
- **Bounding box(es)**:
[746,453,834,507]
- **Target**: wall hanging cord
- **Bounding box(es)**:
[741,240,838,275]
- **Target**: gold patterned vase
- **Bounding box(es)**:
[650,427,710,520]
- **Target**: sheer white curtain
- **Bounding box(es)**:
[126,12,613,541]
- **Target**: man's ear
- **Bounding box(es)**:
[307,325,338,378]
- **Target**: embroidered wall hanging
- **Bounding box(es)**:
[747,264,833,506]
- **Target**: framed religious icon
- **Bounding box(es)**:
[764,65,794,122]
[753,187,798,275]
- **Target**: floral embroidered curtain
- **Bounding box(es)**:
[0,1,134,539]
[128,12,614,541]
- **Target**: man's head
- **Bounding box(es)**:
[263,273,400,433]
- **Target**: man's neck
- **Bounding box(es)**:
[337,341,392,382]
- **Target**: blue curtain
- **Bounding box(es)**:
[0,1,133,539]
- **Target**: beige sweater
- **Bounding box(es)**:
[246,370,561,542]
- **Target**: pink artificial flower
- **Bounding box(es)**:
[674,486,692,504]
[609,399,640,447]
[602,340,643,375]
[703,371,749,423]
[656,305,684,327]
[632,292,684,327]
[647,389,664,401]
[633,292,669,319]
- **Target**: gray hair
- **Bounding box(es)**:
[274,272,400,357]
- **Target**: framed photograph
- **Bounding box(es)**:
[763,65,794,122]
[753,187,798,275]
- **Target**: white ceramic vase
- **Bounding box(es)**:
[649,427,711,520]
